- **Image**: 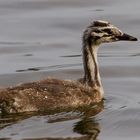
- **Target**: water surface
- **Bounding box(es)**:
[0,0,140,140]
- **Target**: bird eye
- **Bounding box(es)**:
[94,29,102,33]
[102,29,112,34]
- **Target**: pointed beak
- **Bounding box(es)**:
[117,33,138,41]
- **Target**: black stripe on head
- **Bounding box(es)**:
[87,34,101,45]
[92,29,103,33]
[102,29,112,34]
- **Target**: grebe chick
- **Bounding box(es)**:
[0,20,137,114]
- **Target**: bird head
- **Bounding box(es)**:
[83,20,137,45]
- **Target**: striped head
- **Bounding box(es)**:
[83,20,137,45]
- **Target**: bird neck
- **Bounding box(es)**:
[83,44,102,89]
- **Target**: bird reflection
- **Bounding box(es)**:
[46,101,103,140]
[74,117,100,140]
[0,101,103,140]
[72,101,103,140]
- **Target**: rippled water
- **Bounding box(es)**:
[0,0,140,139]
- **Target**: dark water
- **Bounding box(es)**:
[0,0,140,139]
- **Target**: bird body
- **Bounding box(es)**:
[0,78,101,113]
[0,20,137,114]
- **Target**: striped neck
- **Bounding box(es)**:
[83,44,102,88]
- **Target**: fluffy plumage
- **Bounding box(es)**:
[0,20,137,114]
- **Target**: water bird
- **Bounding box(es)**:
[0,20,137,114]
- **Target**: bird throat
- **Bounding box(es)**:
[83,44,102,88]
